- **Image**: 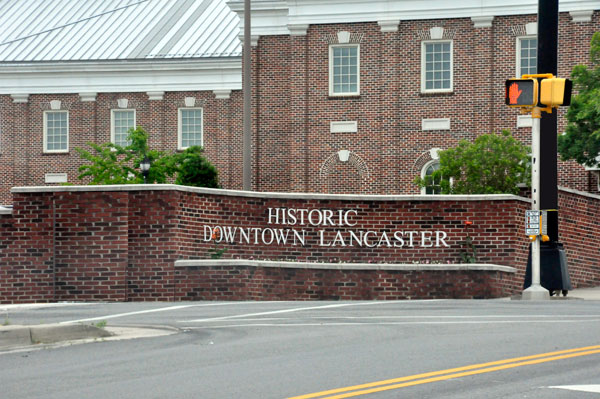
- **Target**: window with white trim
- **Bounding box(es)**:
[421,40,453,93]
[43,111,68,153]
[329,44,360,96]
[178,108,203,149]
[111,109,135,147]
[517,36,537,77]
[421,160,442,194]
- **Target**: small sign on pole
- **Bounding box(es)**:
[525,210,547,236]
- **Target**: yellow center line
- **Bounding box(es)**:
[287,345,600,399]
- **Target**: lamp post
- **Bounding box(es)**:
[140,156,151,184]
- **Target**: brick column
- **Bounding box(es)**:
[54,191,129,301]
[0,95,14,203]
[147,91,165,150]
[471,17,495,136]
[0,192,54,303]
[379,21,401,194]
[289,26,309,192]
[10,95,30,188]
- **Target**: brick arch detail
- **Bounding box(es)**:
[319,151,370,180]
[319,151,370,194]
[412,149,440,177]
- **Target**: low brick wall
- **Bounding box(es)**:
[0,185,598,303]
[558,188,600,287]
[174,260,516,300]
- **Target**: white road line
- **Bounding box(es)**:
[180,300,409,323]
[548,385,600,393]
[59,302,272,324]
[181,318,600,329]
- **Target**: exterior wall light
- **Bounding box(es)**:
[140,157,151,184]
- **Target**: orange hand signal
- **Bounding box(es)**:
[508,82,522,105]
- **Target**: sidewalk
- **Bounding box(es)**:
[567,286,600,300]
[0,323,111,351]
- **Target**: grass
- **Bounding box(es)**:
[94,320,107,329]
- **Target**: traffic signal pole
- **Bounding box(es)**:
[537,0,559,241]
[506,1,571,299]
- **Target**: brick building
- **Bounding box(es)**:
[1,0,599,205]
[0,0,243,205]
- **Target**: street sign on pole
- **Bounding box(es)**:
[525,210,547,236]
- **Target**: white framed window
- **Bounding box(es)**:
[516,36,537,77]
[111,109,136,147]
[43,111,68,153]
[329,44,360,96]
[421,40,453,93]
[178,108,203,150]
[421,160,442,194]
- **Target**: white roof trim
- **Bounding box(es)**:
[227,0,598,35]
[0,59,241,94]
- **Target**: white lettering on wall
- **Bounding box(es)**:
[203,208,451,248]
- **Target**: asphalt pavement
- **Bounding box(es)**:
[2,295,600,398]
[1,285,599,351]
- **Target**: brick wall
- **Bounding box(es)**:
[0,91,243,204]
[1,185,599,303]
[251,12,600,194]
[558,188,600,286]
[174,264,515,300]
[0,194,54,303]
[1,12,598,203]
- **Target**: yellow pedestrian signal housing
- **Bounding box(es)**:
[540,77,572,107]
[505,79,538,107]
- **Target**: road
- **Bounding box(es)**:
[1,299,599,398]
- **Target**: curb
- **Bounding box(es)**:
[0,324,111,350]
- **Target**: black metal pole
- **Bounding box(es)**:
[537,0,559,241]
[524,0,572,295]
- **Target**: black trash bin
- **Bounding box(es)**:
[524,241,572,295]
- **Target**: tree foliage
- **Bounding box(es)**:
[415,130,531,195]
[76,127,219,187]
[558,32,600,167]
[172,146,219,188]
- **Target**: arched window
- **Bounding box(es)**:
[422,161,441,194]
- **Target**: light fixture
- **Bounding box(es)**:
[140,156,151,184]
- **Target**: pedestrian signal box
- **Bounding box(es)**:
[505,79,538,107]
[540,77,572,107]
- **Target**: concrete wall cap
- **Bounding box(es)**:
[175,259,517,273]
[558,185,600,201]
[11,184,530,203]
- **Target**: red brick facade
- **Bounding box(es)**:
[1,186,599,303]
[250,12,600,194]
[0,91,243,204]
[1,11,599,203]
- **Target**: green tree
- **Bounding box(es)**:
[76,127,174,184]
[173,146,220,188]
[76,127,219,187]
[75,141,137,185]
[415,130,531,195]
[558,32,600,167]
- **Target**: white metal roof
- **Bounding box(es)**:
[0,0,241,62]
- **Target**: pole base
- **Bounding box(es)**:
[522,284,550,300]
